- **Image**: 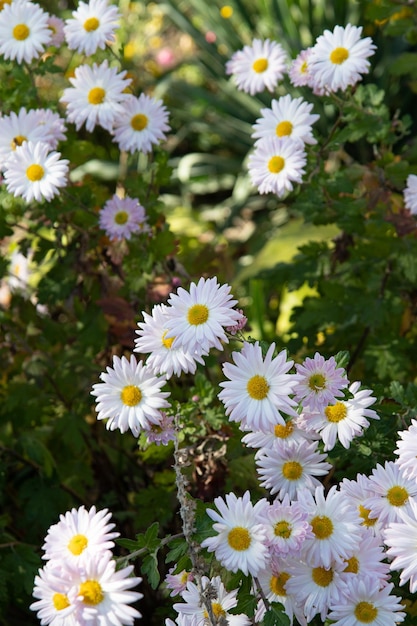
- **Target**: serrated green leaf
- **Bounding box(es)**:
[141,552,160,590]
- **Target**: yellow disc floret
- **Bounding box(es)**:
[120,384,142,406]
[252,58,268,73]
[68,533,88,555]
[26,164,44,182]
[84,17,100,32]
[13,23,30,40]
[131,113,149,131]
[88,87,106,105]
[247,374,269,400]
[79,580,104,605]
[268,156,285,173]
[187,303,209,325]
[330,47,349,65]
[227,526,251,551]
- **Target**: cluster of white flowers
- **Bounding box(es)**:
[0,0,170,239]
[226,24,377,198]
[30,505,143,625]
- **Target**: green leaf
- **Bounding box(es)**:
[141,552,160,590]
[165,537,189,564]
[262,603,291,626]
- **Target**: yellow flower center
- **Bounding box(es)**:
[274,520,292,538]
[281,460,302,480]
[67,533,88,555]
[268,156,285,174]
[162,330,175,349]
[344,556,359,574]
[308,373,326,391]
[354,601,378,623]
[274,420,294,438]
[26,164,44,182]
[187,303,209,326]
[312,566,333,587]
[300,60,308,74]
[84,17,100,32]
[330,46,349,65]
[252,58,268,73]
[131,113,149,131]
[246,374,269,400]
[180,571,189,584]
[227,526,251,551]
[270,572,290,596]
[325,402,347,423]
[276,121,293,137]
[114,210,128,225]
[220,5,233,18]
[311,515,334,539]
[88,87,106,105]
[120,384,142,406]
[386,485,409,507]
[11,134,26,149]
[13,23,30,40]
[359,504,377,527]
[204,602,226,619]
[79,580,104,606]
[52,593,70,611]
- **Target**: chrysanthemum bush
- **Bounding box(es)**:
[2,0,417,625]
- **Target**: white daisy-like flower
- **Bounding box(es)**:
[365,460,417,526]
[297,486,362,569]
[293,352,348,412]
[299,381,379,451]
[60,60,131,133]
[263,494,313,557]
[242,415,315,450]
[173,575,250,626]
[33,109,67,150]
[64,0,120,56]
[47,15,65,47]
[164,276,242,354]
[219,341,299,433]
[341,527,390,585]
[144,411,176,446]
[252,95,319,146]
[3,141,69,203]
[99,194,149,241]
[91,354,170,437]
[30,562,78,626]
[135,303,207,378]
[288,48,313,88]
[327,577,405,626]
[71,552,142,625]
[0,108,54,168]
[308,23,376,93]
[42,505,119,568]
[226,38,288,95]
[112,93,171,154]
[255,440,331,501]
[339,473,385,538]
[394,418,417,480]
[285,558,346,623]
[256,558,308,626]
[403,174,417,215]
[0,0,51,64]
[165,567,194,597]
[248,136,306,197]
[201,491,269,576]
[384,497,417,593]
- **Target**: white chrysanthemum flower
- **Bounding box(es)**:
[0,108,55,168]
[219,341,299,433]
[99,194,149,241]
[64,0,120,56]
[173,575,250,626]
[296,485,362,569]
[32,109,67,150]
[308,23,376,93]
[327,577,405,626]
[293,352,348,412]
[144,411,176,446]
[285,558,346,623]
[255,441,331,501]
[365,460,417,526]
[164,277,242,354]
[4,141,69,203]
[30,562,78,626]
[91,354,170,437]
[47,15,65,47]
[341,527,390,585]
[112,93,170,154]
[0,0,51,64]
[256,558,308,626]
[42,505,119,568]
[248,136,306,197]
[339,473,385,538]
[288,48,313,88]
[263,494,313,557]
[384,497,417,593]
[252,95,319,146]
[135,303,207,378]
[201,491,269,576]
[394,418,417,480]
[71,553,142,625]
[403,174,417,215]
[242,416,315,450]
[165,567,194,597]
[226,38,288,95]
[299,381,379,451]
[60,60,131,133]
